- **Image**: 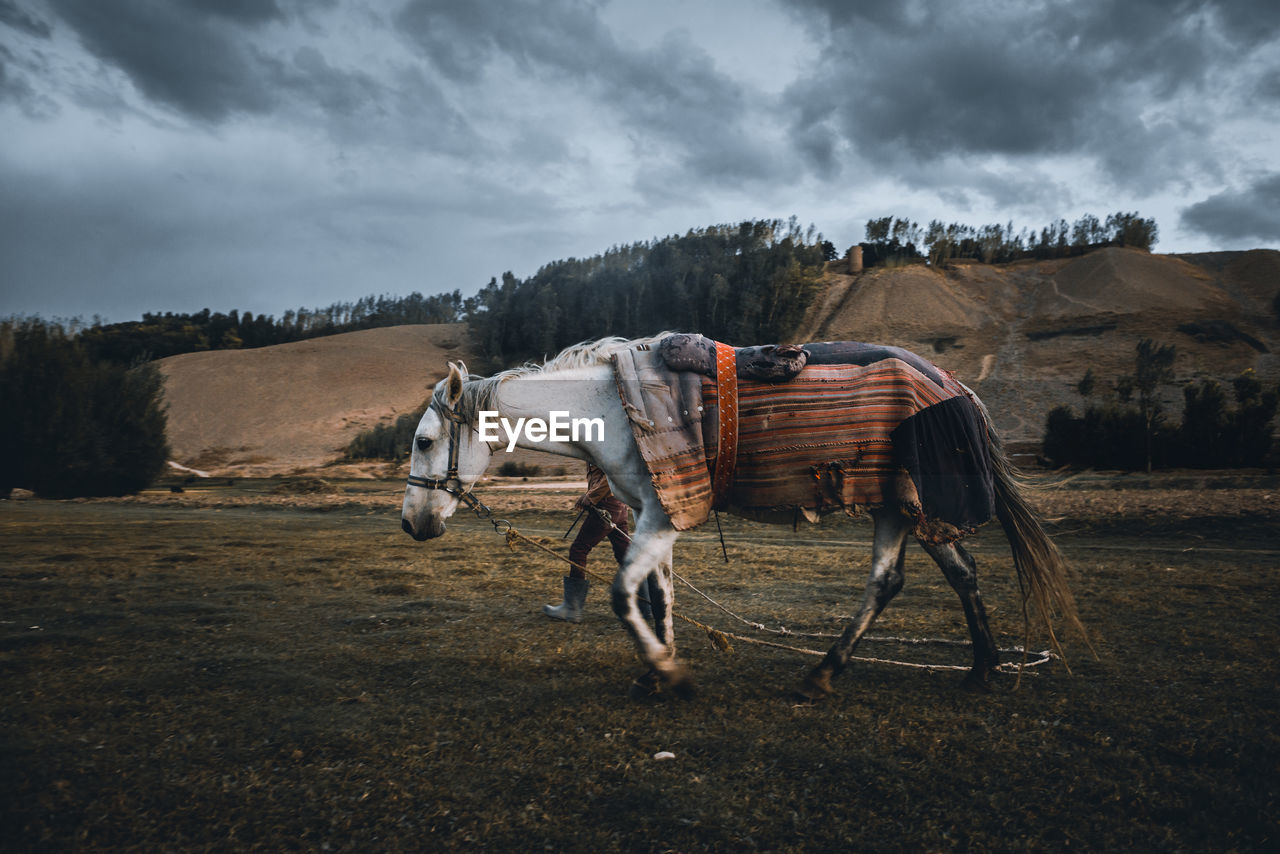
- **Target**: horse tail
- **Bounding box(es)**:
[966,385,1089,664]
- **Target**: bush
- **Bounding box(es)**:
[344,409,426,461]
[0,320,169,497]
[1043,404,1167,470]
[1043,368,1277,470]
[496,461,540,477]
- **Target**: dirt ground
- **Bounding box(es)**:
[2,473,1277,851]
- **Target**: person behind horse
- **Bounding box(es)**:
[543,463,651,623]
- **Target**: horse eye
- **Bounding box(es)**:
[415,436,432,452]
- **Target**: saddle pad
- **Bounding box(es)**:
[729,361,994,540]
[614,343,995,541]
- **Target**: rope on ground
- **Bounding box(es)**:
[498,523,1056,673]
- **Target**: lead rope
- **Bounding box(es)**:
[485,503,1055,673]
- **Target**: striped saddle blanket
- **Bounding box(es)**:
[612,338,995,542]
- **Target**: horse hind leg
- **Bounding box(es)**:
[920,540,999,692]
[797,510,910,702]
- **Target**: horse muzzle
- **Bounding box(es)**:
[401,515,446,541]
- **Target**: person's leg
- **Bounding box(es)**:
[569,507,610,578]
[544,507,609,622]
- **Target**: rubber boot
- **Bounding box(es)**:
[543,576,589,623]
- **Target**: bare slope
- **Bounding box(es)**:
[806,248,1279,444]
[159,324,474,475]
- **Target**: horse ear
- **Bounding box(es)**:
[445,361,465,408]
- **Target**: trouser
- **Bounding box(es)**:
[567,496,629,579]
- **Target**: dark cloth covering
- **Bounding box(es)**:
[802,341,946,387]
[891,395,995,530]
[658,334,941,386]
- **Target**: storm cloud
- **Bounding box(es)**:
[0,0,1276,322]
[781,0,1280,195]
[1180,173,1280,243]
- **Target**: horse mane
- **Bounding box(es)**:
[433,332,679,420]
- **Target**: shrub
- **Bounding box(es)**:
[1044,366,1277,470]
[496,461,540,477]
[344,409,426,461]
[0,320,169,497]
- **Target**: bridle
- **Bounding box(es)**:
[405,401,491,517]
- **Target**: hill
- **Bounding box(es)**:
[159,323,473,476]
[803,247,1279,446]
[159,250,1279,475]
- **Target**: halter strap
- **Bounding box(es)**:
[405,402,472,503]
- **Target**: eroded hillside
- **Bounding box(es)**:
[803,248,1279,445]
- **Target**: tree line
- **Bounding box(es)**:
[858,211,1158,268]
[465,218,829,365]
[66,217,830,369]
[75,291,467,365]
[1,320,169,497]
[42,213,1159,371]
[1042,339,1277,471]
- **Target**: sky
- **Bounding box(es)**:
[2,0,1279,324]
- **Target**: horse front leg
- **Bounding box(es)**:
[610,528,692,699]
[921,540,999,691]
[797,509,911,702]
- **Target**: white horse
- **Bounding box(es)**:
[400,335,1083,701]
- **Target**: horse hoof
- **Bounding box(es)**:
[960,671,993,694]
[794,670,833,703]
[629,671,662,701]
[791,686,827,705]
[628,669,696,701]
[668,675,697,702]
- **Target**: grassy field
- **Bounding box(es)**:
[2,479,1277,852]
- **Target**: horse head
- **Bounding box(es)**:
[401,361,492,541]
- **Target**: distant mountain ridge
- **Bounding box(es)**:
[159,249,1279,474]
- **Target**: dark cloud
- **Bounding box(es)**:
[35,0,479,154]
[1180,174,1280,243]
[0,1,52,38]
[182,0,284,26]
[1258,68,1280,101]
[780,0,1274,193]
[395,0,784,189]
[48,0,281,120]
[395,0,625,84]
[1204,0,1280,48]
[0,11,57,117]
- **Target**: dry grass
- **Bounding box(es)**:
[2,478,1277,852]
[158,323,476,476]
